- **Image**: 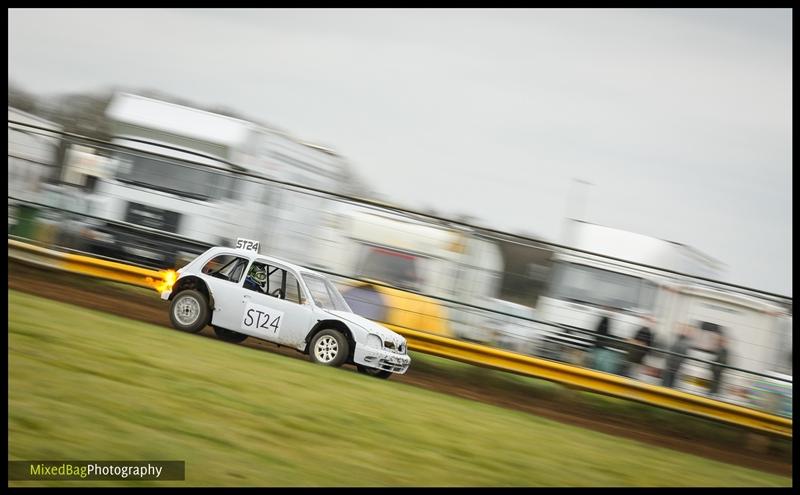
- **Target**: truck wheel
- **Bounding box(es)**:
[213,326,248,343]
[169,289,209,333]
[356,365,392,379]
[309,329,350,368]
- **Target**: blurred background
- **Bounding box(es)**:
[7,8,793,486]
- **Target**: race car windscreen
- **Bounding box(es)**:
[303,274,351,312]
[202,254,249,283]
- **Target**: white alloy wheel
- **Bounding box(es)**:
[168,289,209,334]
[308,329,350,368]
[314,335,339,363]
[174,295,201,326]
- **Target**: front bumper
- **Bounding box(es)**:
[353,343,411,374]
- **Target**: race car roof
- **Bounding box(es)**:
[204,246,319,277]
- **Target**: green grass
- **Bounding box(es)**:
[409,353,792,455]
[11,260,790,455]
[8,290,791,487]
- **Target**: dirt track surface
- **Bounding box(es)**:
[8,260,792,478]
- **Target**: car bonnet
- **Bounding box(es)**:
[322,309,404,345]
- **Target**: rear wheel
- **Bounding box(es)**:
[309,329,350,368]
[169,289,209,333]
[213,326,248,343]
[356,365,392,380]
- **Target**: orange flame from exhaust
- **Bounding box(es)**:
[151,269,178,294]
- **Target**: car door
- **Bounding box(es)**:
[237,259,312,347]
[198,252,253,331]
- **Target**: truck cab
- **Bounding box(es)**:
[82,138,247,266]
[77,92,349,269]
[532,221,724,366]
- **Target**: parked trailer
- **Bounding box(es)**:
[669,285,791,410]
[532,221,791,413]
[8,108,63,236]
[314,204,504,338]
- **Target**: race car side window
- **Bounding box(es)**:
[284,273,304,304]
[229,259,248,284]
[303,275,335,309]
[202,255,249,283]
[267,265,302,304]
[243,262,302,304]
[267,266,285,299]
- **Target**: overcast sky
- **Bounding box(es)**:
[8,8,792,296]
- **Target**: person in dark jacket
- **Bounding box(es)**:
[595,315,611,345]
[662,323,693,388]
[624,314,655,379]
[591,310,621,374]
[709,333,729,396]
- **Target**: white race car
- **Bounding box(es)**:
[160,243,410,378]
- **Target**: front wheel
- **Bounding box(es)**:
[356,365,392,380]
[309,329,350,368]
[169,290,210,333]
[213,326,248,343]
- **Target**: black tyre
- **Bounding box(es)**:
[213,326,248,343]
[169,289,210,333]
[309,329,350,368]
[356,364,392,380]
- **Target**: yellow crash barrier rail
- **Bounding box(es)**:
[8,239,167,289]
[340,280,455,338]
[8,239,792,438]
[383,323,792,438]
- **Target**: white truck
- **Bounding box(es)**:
[533,220,792,409]
[78,92,350,268]
[536,221,724,349]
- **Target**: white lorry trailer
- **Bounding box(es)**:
[7,108,87,244]
[8,107,63,205]
[312,203,505,338]
[667,285,791,410]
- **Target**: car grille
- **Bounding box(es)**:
[377,360,407,373]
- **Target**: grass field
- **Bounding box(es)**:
[409,352,792,455]
[8,290,791,487]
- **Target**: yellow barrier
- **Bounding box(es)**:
[340,280,455,338]
[7,239,792,438]
[9,239,166,289]
[384,324,792,438]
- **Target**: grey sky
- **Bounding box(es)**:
[8,8,792,296]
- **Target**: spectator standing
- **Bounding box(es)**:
[709,333,729,396]
[591,311,621,374]
[624,314,655,379]
[662,323,693,388]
